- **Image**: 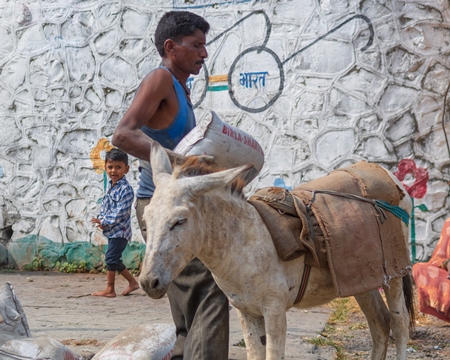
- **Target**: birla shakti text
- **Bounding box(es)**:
[222,124,264,155]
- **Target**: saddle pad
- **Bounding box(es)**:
[292,161,410,297]
[248,197,306,261]
[248,187,327,266]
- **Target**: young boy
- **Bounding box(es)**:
[91,148,139,297]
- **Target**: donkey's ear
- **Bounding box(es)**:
[150,142,173,186]
[185,164,253,197]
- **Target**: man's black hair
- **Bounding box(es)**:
[105,148,128,165]
[154,11,210,57]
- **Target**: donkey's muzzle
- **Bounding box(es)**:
[139,275,168,299]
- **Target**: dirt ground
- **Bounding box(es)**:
[3,269,448,359]
[322,294,450,359]
[0,270,334,360]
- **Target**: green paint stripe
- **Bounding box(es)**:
[208,85,228,92]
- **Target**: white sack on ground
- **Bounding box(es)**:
[0,282,83,360]
[0,282,31,338]
[93,323,175,360]
[0,334,83,360]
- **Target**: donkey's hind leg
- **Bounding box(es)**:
[382,276,409,360]
[354,289,390,360]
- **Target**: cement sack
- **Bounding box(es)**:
[0,282,82,360]
[174,110,264,184]
[0,282,30,338]
[93,323,175,360]
[0,333,83,360]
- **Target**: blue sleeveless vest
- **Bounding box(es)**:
[136,67,196,198]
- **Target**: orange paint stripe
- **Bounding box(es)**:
[209,74,228,83]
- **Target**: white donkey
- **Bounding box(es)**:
[139,143,414,360]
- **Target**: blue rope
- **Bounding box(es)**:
[375,200,409,226]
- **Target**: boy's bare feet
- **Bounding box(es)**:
[122,282,140,296]
[92,289,116,298]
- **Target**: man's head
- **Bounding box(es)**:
[104,148,130,184]
[154,11,210,58]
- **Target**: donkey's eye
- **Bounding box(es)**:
[169,218,186,231]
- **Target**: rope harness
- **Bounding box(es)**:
[305,189,410,225]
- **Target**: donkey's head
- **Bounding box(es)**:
[139,142,251,299]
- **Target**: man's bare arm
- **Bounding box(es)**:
[112,69,186,163]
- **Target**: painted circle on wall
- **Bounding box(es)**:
[228,46,284,113]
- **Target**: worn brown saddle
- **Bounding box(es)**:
[248,161,411,297]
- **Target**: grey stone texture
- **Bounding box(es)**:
[0,0,449,261]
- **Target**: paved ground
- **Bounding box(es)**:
[0,270,335,359]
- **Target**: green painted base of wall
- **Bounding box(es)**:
[6,236,146,272]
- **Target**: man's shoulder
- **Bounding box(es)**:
[137,68,174,100]
[143,67,173,83]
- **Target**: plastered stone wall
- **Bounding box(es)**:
[1,0,450,266]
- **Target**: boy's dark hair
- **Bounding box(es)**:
[105,148,128,165]
[154,11,210,57]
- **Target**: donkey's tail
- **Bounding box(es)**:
[403,273,415,330]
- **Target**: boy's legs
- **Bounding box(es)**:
[93,237,129,297]
[136,198,230,360]
[92,237,126,297]
[92,270,116,297]
[108,237,139,295]
[120,268,139,295]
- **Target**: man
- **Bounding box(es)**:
[112,11,229,360]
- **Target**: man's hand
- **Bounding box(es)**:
[166,149,216,166]
[165,146,217,168]
[196,154,216,164]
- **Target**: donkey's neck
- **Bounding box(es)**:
[195,190,273,286]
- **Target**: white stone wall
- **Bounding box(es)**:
[1,0,450,261]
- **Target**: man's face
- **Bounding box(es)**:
[173,29,208,75]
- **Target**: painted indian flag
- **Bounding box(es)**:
[208,74,228,92]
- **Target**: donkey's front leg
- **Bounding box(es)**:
[235,308,266,359]
[264,309,287,360]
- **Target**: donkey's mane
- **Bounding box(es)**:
[173,156,246,197]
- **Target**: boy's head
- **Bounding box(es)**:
[154,11,210,58]
[104,148,129,184]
